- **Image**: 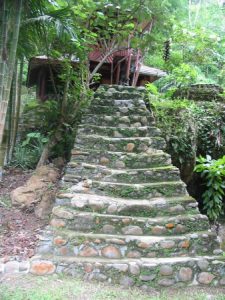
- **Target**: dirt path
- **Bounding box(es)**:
[0,168,47,260]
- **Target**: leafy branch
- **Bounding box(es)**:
[195,155,225,221]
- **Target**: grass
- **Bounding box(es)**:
[0,274,225,300]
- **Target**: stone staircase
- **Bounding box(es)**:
[36,85,225,287]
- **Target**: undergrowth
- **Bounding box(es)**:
[149,95,225,220]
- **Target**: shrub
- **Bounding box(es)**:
[146,83,158,95]
[11,132,48,169]
[195,155,225,221]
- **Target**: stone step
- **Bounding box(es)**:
[55,193,199,218]
[85,105,148,116]
[70,149,172,169]
[63,179,187,200]
[32,255,225,287]
[51,206,209,236]
[65,164,180,184]
[69,180,187,199]
[99,84,145,93]
[33,85,223,287]
[81,114,155,127]
[78,125,161,138]
[75,135,166,153]
[95,90,144,100]
[39,230,218,259]
[91,98,145,107]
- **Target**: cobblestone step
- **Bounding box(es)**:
[65,164,180,184]
[55,193,199,218]
[35,85,223,288]
[63,179,187,199]
[85,104,149,116]
[91,98,145,107]
[74,180,187,199]
[99,84,145,93]
[31,255,225,287]
[70,149,171,169]
[75,135,166,152]
[81,114,155,127]
[39,230,218,259]
[95,90,144,100]
[77,125,161,138]
[51,207,209,236]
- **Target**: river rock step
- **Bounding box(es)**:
[75,135,166,152]
[55,193,199,218]
[100,84,145,92]
[92,98,146,107]
[51,206,209,236]
[70,150,172,169]
[76,180,187,199]
[31,255,225,287]
[77,124,161,138]
[39,230,218,259]
[65,163,180,183]
[95,91,144,100]
[81,114,155,127]
[85,104,149,116]
[62,179,187,199]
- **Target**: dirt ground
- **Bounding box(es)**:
[0,168,47,260]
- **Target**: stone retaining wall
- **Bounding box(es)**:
[1,256,225,289]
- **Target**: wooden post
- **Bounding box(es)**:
[132,49,141,87]
[125,50,132,85]
[115,62,121,85]
[110,61,113,85]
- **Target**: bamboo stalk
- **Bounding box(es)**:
[0,1,8,104]
[0,0,23,146]
[10,57,23,158]
[6,68,14,162]
[7,60,19,162]
[0,0,23,180]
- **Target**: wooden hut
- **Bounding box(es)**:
[27,54,166,101]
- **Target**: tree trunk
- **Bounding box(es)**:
[0,0,7,104]
[0,0,23,180]
[6,64,17,162]
[10,57,23,157]
[88,45,121,83]
[36,59,72,168]
[36,140,52,168]
[0,0,8,180]
[0,0,23,145]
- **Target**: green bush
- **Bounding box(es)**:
[11,132,48,169]
[151,98,225,169]
[195,155,225,221]
[145,83,158,95]
[23,99,60,135]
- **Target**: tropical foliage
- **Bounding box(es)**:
[195,155,225,221]
[145,0,225,89]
